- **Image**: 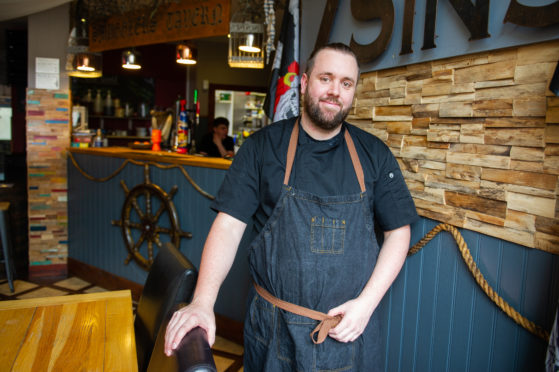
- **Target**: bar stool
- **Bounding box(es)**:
[0,202,14,292]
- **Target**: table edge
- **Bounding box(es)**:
[0,289,132,309]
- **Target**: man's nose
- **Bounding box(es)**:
[327,82,340,96]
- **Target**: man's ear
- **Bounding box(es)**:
[300,73,308,95]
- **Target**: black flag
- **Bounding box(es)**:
[264,0,299,121]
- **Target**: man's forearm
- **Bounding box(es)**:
[357,225,411,312]
[191,212,247,309]
[326,225,411,343]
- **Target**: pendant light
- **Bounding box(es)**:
[75,53,98,71]
[238,33,262,53]
[228,0,265,69]
[176,44,197,65]
[122,49,142,70]
[66,0,102,78]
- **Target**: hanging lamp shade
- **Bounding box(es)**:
[66,0,102,78]
[122,49,142,70]
[229,22,265,69]
[68,49,102,78]
[228,1,265,69]
[238,33,262,53]
[176,44,197,65]
[75,53,96,71]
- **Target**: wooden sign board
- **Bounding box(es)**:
[89,0,230,52]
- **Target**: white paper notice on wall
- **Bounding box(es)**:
[36,57,60,90]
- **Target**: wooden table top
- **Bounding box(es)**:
[0,290,137,372]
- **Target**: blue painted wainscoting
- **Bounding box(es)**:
[379,217,559,372]
[68,152,559,370]
[67,152,252,323]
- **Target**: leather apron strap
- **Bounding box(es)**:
[283,119,366,193]
[254,282,342,344]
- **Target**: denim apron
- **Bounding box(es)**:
[244,121,382,371]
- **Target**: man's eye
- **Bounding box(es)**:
[320,76,330,82]
[343,81,353,88]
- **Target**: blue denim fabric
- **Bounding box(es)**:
[244,182,382,371]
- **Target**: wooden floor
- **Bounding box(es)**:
[0,278,244,372]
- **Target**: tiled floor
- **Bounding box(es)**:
[0,277,244,371]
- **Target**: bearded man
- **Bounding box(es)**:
[165,43,418,371]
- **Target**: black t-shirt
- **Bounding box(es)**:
[198,133,234,157]
[211,117,418,234]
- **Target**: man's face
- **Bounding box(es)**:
[213,124,228,139]
[301,49,359,130]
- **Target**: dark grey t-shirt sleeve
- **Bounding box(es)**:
[372,150,418,231]
[210,135,260,224]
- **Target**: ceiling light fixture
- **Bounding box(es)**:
[176,44,197,65]
[228,0,265,69]
[66,0,102,78]
[122,49,142,70]
[238,33,262,53]
[75,53,95,71]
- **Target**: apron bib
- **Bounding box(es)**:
[244,121,382,372]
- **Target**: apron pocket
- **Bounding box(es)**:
[277,311,355,371]
[276,311,316,368]
[310,216,346,254]
[315,337,355,371]
[247,294,274,346]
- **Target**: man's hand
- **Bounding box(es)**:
[213,133,233,157]
[327,225,411,343]
[164,300,216,355]
[327,297,374,343]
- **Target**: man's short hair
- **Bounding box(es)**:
[305,43,359,76]
[213,117,229,128]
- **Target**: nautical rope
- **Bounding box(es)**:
[67,151,215,200]
[409,223,550,341]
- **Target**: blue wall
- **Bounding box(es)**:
[379,217,559,371]
[68,152,559,369]
[67,152,251,323]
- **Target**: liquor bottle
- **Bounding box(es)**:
[104,90,113,116]
[176,99,188,154]
[93,89,103,115]
[93,129,103,147]
[82,89,92,113]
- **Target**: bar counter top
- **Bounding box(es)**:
[68,146,233,170]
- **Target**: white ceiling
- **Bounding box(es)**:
[0,0,71,22]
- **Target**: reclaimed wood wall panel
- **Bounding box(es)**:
[348,39,559,252]
[26,89,70,267]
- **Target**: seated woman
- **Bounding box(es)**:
[198,117,235,158]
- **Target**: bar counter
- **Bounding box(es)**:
[68,146,232,169]
[67,146,251,326]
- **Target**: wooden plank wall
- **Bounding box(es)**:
[26,89,70,270]
[348,39,559,253]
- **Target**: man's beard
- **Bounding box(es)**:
[303,89,350,131]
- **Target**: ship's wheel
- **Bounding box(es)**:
[112,164,192,270]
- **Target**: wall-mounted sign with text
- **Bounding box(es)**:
[310,0,559,73]
[89,0,230,52]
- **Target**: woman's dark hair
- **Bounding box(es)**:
[305,43,359,75]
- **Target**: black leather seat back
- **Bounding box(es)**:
[134,242,198,372]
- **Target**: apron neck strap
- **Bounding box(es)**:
[344,129,366,193]
[283,119,299,186]
[284,119,366,193]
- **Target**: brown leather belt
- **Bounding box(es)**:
[253,282,342,344]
